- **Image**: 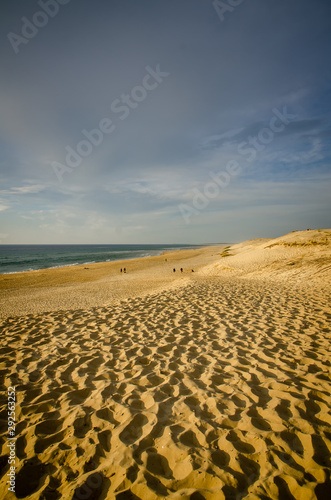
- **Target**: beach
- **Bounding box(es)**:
[0,230,330,499]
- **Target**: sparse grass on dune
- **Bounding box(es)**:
[267,240,330,248]
[220,246,233,257]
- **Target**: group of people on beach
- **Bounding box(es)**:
[120,266,194,273]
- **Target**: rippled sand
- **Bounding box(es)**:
[0,230,330,499]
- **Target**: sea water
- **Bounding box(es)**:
[0,244,206,274]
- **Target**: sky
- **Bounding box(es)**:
[0,0,330,244]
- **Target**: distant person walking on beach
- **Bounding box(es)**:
[120,268,122,273]
[173,268,176,272]
[180,268,183,273]
[124,268,126,273]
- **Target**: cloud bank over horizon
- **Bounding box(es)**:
[0,0,330,244]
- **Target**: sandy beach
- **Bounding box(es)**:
[0,230,330,499]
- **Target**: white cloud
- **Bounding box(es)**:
[281,137,324,164]
[0,184,45,195]
[200,128,245,149]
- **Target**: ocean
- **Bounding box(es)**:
[0,244,208,274]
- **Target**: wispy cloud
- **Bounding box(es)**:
[0,184,45,195]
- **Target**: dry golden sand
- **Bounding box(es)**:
[0,247,220,318]
[0,230,330,499]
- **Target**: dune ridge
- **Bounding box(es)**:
[199,229,331,284]
[0,230,330,499]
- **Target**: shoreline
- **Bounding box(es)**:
[0,252,161,276]
[0,244,226,317]
[1,229,330,318]
[0,243,225,276]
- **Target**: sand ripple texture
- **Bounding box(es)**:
[0,278,330,499]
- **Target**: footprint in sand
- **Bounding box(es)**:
[96,407,119,426]
[119,414,148,445]
[74,412,92,438]
[35,430,65,454]
[146,452,173,479]
[98,430,111,453]
[275,399,293,420]
[226,430,256,454]
[280,430,304,456]
[67,388,91,405]
[72,472,106,500]
[179,430,201,448]
[35,418,63,436]
[238,453,260,482]
[143,471,168,497]
[15,457,47,498]
[211,449,230,469]
[16,435,27,460]
[273,475,296,500]
[247,407,272,431]
[312,434,331,467]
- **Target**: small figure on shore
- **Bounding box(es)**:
[173,268,176,272]
[192,269,194,272]
[180,268,183,273]
[124,268,126,273]
[120,268,122,273]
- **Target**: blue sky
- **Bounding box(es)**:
[0,0,330,243]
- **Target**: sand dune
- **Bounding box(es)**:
[0,231,330,499]
[200,229,331,284]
